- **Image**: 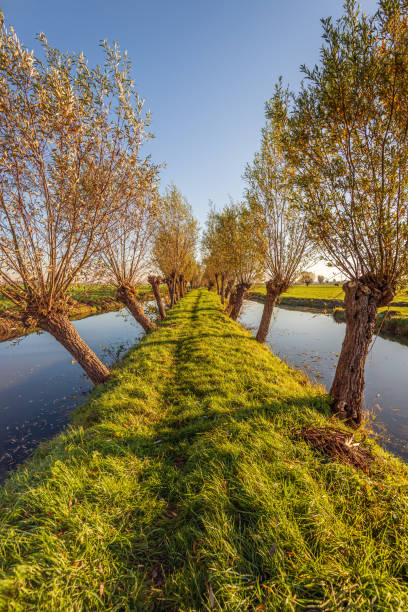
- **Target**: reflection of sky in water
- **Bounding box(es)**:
[0,308,147,479]
[239,301,408,461]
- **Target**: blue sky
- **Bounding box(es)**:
[2,0,379,276]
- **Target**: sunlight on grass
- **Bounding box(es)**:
[0,290,408,609]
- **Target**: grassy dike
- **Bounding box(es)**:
[1,290,408,610]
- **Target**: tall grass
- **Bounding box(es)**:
[0,289,408,609]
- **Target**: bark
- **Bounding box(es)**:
[178,274,185,298]
[215,273,220,295]
[148,275,166,320]
[166,274,177,307]
[173,276,179,303]
[225,279,234,301]
[330,279,394,425]
[228,282,251,321]
[208,280,215,291]
[256,280,281,343]
[117,285,157,332]
[220,274,225,304]
[37,311,109,385]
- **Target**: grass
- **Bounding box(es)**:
[251,283,408,335]
[0,283,160,312]
[1,289,408,609]
[251,283,408,306]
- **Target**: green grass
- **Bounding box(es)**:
[0,294,14,311]
[252,283,408,305]
[1,289,408,609]
[0,283,164,313]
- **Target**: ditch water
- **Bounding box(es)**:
[239,300,408,461]
[0,308,146,479]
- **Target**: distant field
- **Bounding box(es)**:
[0,283,158,312]
[251,283,408,305]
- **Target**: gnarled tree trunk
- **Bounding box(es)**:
[148,275,166,320]
[38,312,109,385]
[330,279,393,426]
[224,279,234,301]
[117,285,157,332]
[228,282,251,321]
[256,280,282,343]
[165,276,175,307]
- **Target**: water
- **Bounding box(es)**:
[2,300,408,479]
[239,300,408,460]
[0,308,146,479]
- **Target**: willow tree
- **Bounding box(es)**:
[288,0,408,424]
[245,85,313,343]
[102,165,159,332]
[153,185,198,307]
[202,208,235,303]
[203,203,261,320]
[0,18,149,384]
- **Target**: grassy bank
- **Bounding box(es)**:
[0,283,161,312]
[0,284,166,342]
[251,283,408,305]
[250,284,408,339]
[1,289,408,609]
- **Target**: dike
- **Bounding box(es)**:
[0,289,408,610]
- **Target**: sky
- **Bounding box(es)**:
[1,0,379,278]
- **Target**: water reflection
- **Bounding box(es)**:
[0,308,146,478]
[239,300,408,460]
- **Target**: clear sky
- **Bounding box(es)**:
[2,0,379,277]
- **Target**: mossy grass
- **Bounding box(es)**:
[1,289,408,609]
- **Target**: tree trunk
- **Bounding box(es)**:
[329,279,392,425]
[220,274,225,304]
[117,285,157,332]
[228,282,251,321]
[148,275,166,320]
[256,280,281,343]
[225,279,234,301]
[173,276,179,303]
[215,274,220,295]
[179,274,185,298]
[38,312,109,385]
[166,277,175,307]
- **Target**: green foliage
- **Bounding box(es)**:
[153,184,198,281]
[245,82,313,290]
[1,290,408,609]
[288,0,408,292]
[202,202,263,286]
